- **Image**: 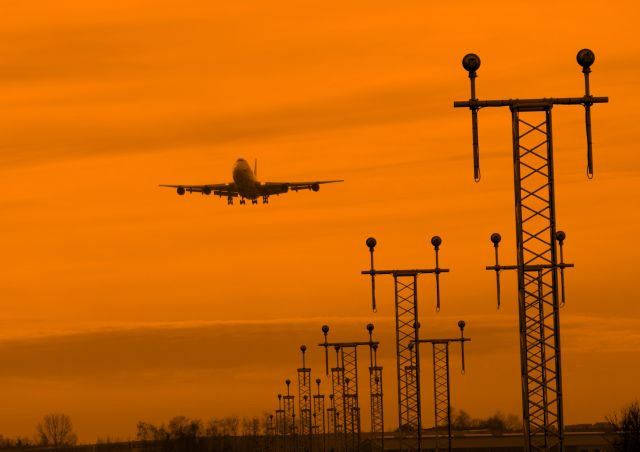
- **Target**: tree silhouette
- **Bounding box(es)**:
[607,400,640,451]
[35,413,77,447]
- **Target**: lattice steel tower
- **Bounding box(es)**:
[298,345,313,452]
[320,324,381,452]
[312,378,326,452]
[414,321,470,452]
[368,333,384,451]
[454,49,608,452]
[283,378,296,451]
[362,236,449,451]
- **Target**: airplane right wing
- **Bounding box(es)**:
[262,180,344,194]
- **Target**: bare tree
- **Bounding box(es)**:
[35,413,77,447]
[451,409,474,430]
[607,400,640,451]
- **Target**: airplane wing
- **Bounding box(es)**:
[261,180,344,194]
[159,183,238,196]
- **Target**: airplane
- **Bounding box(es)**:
[159,158,343,205]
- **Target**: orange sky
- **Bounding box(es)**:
[1,0,639,443]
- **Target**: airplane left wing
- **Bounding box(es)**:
[159,183,237,196]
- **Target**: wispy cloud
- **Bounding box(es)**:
[0,81,453,168]
[1,313,636,382]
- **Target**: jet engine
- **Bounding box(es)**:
[177,186,186,195]
[311,183,320,192]
[202,186,211,195]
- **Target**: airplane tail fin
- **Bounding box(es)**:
[254,159,258,178]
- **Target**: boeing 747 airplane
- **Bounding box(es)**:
[160,158,343,205]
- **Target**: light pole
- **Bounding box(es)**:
[362,236,449,451]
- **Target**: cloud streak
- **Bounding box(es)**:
[0,81,454,168]
[1,314,636,381]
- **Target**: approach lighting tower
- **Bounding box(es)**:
[369,340,384,451]
[413,321,470,452]
[313,378,327,452]
[320,324,381,452]
[362,236,449,451]
[454,49,608,452]
[298,345,313,452]
[284,378,296,450]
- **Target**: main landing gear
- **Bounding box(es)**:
[229,196,268,205]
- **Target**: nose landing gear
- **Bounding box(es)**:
[262,195,269,204]
[227,196,233,205]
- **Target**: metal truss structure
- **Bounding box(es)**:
[454,49,607,452]
[331,365,346,451]
[284,379,296,448]
[277,394,285,436]
[342,348,361,452]
[363,237,449,451]
[369,343,384,451]
[415,321,469,452]
[320,324,381,452]
[327,393,341,452]
[298,346,313,452]
[266,413,276,452]
[313,378,326,452]
[432,343,451,452]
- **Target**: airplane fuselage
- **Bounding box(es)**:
[232,158,258,198]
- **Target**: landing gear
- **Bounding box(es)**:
[227,196,233,205]
[262,195,269,204]
[240,198,246,205]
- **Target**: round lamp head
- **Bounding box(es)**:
[462,53,481,72]
[577,49,595,68]
[366,237,377,249]
[490,233,502,245]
